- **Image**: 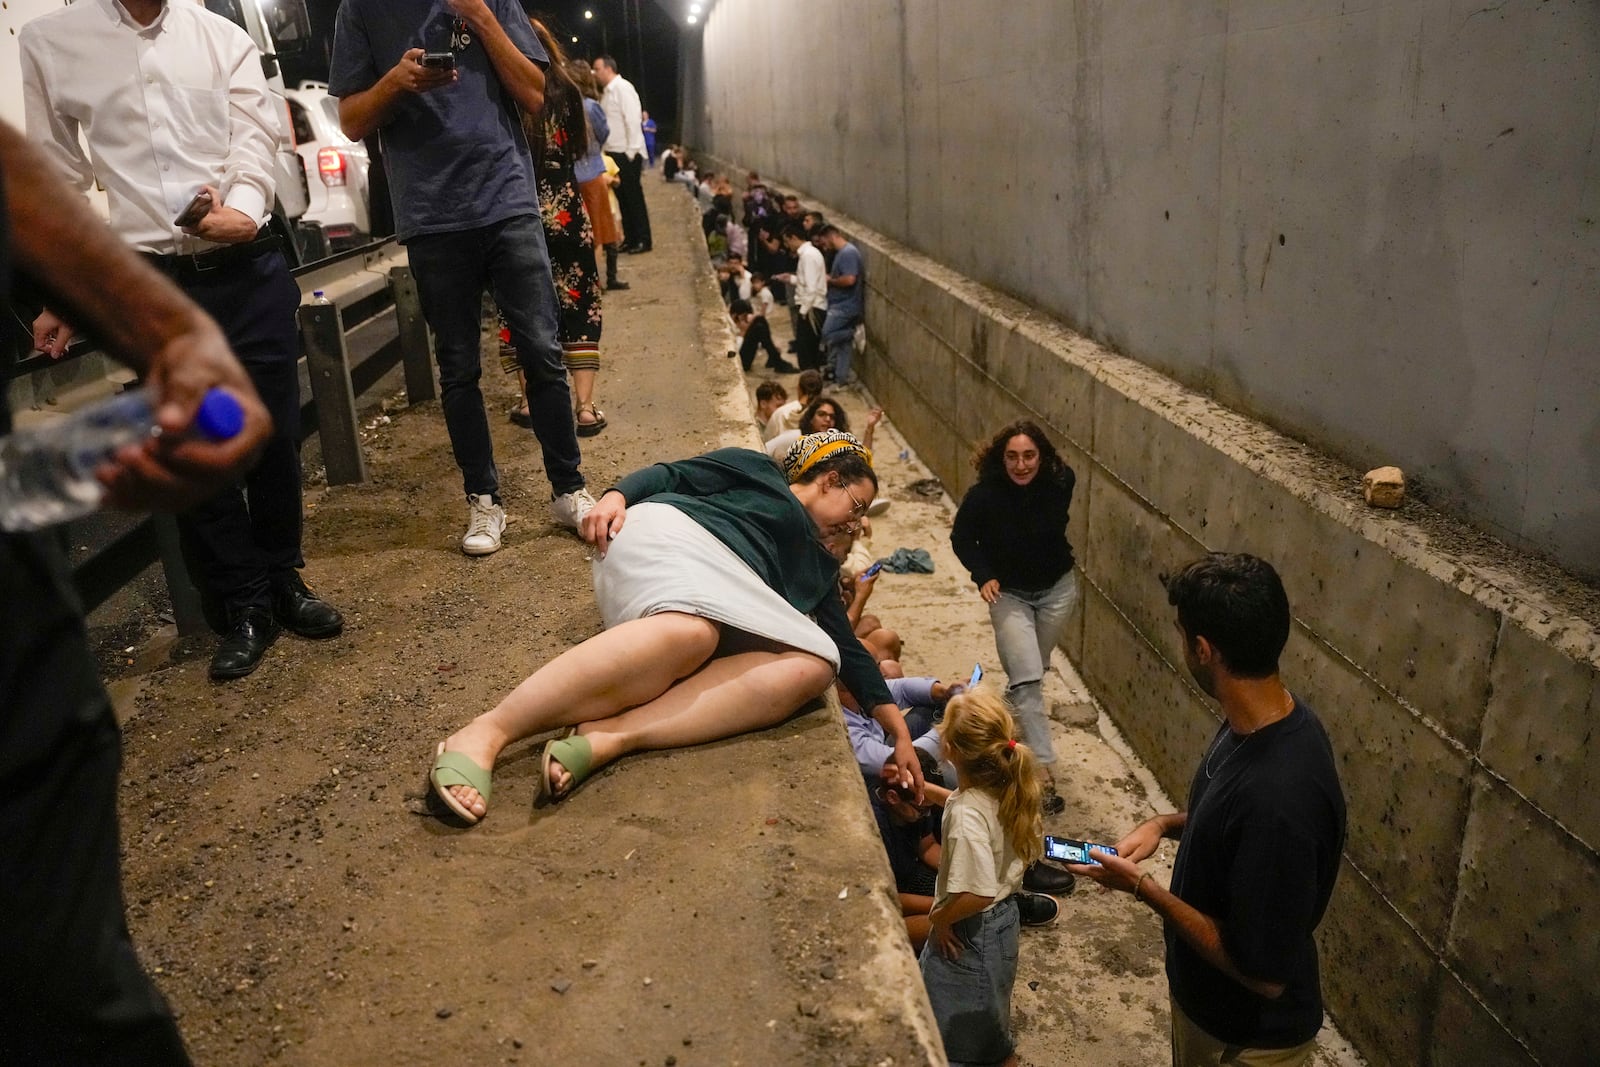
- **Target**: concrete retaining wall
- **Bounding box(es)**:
[697,145,1598,1064]
[680,0,1600,581]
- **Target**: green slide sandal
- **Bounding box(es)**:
[429,742,493,825]
[538,734,595,805]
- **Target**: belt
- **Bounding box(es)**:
[142,232,281,278]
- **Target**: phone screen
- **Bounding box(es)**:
[1043,835,1118,865]
[968,663,983,688]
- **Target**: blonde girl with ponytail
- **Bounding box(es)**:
[920,689,1044,1067]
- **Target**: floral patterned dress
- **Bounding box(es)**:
[537,115,603,372]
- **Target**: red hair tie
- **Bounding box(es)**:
[1007,738,1017,751]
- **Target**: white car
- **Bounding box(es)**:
[286,81,371,251]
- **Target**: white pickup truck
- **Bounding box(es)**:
[0,0,315,264]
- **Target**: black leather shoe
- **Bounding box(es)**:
[272,573,344,638]
[765,360,801,374]
[620,242,652,254]
[210,610,280,680]
[1023,860,1076,897]
[605,279,631,290]
[1015,891,1061,928]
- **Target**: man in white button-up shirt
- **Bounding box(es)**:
[593,55,652,252]
[21,0,344,683]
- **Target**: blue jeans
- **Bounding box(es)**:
[821,309,860,383]
[406,214,584,500]
[919,895,1020,1066]
[989,570,1079,766]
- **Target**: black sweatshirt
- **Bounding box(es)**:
[949,471,1076,592]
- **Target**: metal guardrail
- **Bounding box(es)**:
[3,237,436,636]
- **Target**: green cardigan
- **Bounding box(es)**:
[611,447,894,710]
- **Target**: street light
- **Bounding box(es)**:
[583,8,593,17]
[687,14,697,24]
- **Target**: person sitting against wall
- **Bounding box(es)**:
[765,369,822,441]
[753,379,788,436]
[951,420,1080,818]
[766,395,879,463]
[428,431,924,822]
[842,563,903,663]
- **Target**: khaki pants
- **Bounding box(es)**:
[1171,997,1316,1067]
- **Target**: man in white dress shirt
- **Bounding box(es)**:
[777,224,828,371]
[20,0,343,682]
[593,54,652,253]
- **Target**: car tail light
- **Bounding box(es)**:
[318,147,347,187]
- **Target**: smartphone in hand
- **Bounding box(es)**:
[420,51,457,69]
[1044,835,1119,866]
[859,561,883,581]
[969,662,983,688]
[173,189,213,228]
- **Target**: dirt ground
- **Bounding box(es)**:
[93,177,1365,1066]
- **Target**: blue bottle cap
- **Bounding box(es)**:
[193,388,245,441]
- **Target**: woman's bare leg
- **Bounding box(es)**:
[438,612,720,817]
[571,367,598,425]
[547,648,835,797]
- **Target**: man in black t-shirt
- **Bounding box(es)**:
[1066,553,1346,1066]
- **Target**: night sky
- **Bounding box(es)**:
[290,0,684,137]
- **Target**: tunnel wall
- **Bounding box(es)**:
[681,0,1600,582]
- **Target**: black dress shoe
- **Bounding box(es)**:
[1023,860,1077,897]
[620,243,652,254]
[605,279,631,290]
[210,609,280,680]
[272,573,344,638]
[1015,891,1061,928]
[765,360,801,374]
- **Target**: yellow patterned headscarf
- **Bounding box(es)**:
[781,430,872,484]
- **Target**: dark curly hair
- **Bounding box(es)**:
[799,396,850,435]
[972,419,1071,487]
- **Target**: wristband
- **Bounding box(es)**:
[1134,872,1153,902]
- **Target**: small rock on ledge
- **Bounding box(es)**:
[1363,466,1405,508]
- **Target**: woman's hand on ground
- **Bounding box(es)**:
[581,490,627,554]
[979,579,1001,604]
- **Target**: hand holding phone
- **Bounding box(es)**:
[968,663,983,688]
[173,189,213,229]
[1044,835,1119,866]
[859,561,883,581]
[420,51,457,70]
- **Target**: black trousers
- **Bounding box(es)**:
[162,249,305,626]
[739,315,781,371]
[795,307,825,371]
[0,533,192,1065]
[607,151,652,249]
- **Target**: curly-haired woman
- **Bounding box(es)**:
[950,420,1079,816]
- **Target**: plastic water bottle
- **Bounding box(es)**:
[311,289,331,306]
[0,385,244,532]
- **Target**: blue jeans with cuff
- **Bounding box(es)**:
[406,213,585,501]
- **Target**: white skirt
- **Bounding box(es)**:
[592,502,840,671]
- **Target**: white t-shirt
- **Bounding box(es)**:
[751,287,776,318]
[764,401,803,440]
[765,428,802,463]
[932,787,1024,912]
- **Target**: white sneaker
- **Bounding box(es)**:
[461,494,506,556]
[550,487,596,531]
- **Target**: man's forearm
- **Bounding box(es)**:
[1140,881,1284,1000]
[339,77,405,142]
[464,8,544,113]
[2,122,205,372]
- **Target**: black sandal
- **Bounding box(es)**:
[575,403,607,437]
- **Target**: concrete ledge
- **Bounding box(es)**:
[698,153,1598,1067]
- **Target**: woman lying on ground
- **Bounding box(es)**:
[429,430,925,823]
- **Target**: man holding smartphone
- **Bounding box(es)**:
[329,0,594,555]
[20,0,344,681]
[1066,554,1346,1066]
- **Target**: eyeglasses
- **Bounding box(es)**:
[840,480,869,517]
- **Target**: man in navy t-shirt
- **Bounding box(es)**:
[329,0,592,556]
[1065,553,1346,1066]
[818,224,865,386]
